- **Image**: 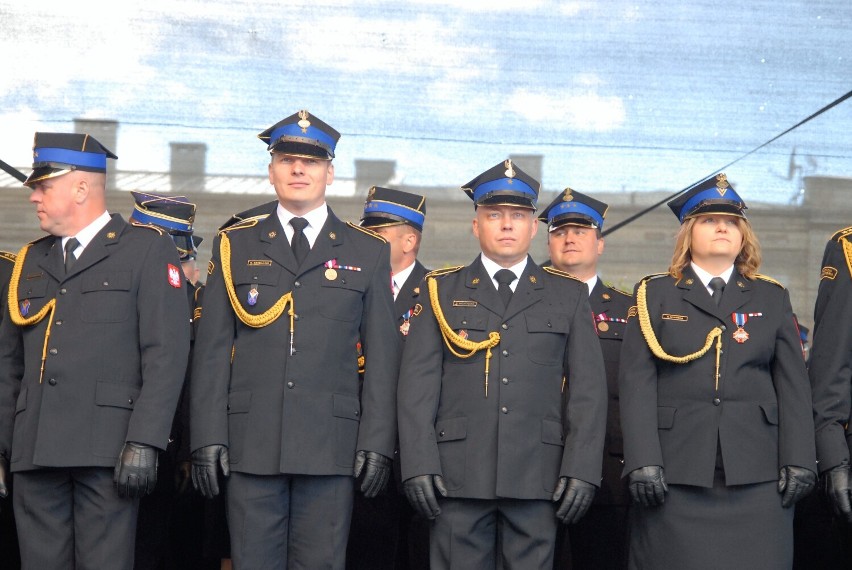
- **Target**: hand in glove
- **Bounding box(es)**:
[354,450,392,498]
[552,477,596,524]
[403,474,448,520]
[779,465,816,508]
[191,445,230,499]
[628,465,668,507]
[824,462,852,521]
[114,442,158,498]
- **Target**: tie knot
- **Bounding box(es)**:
[709,277,726,292]
[495,269,516,286]
[290,217,309,232]
[65,237,80,254]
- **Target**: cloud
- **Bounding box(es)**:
[506,87,626,131]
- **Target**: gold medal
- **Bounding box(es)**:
[597,321,609,332]
[400,321,410,336]
[732,327,749,343]
[325,268,338,280]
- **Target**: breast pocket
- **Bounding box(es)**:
[17,278,51,316]
[232,265,283,314]
[80,271,132,323]
[526,312,570,365]
[443,311,489,363]
[320,273,367,322]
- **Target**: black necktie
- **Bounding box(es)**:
[289,217,310,265]
[64,237,80,274]
[495,269,516,308]
[709,277,726,306]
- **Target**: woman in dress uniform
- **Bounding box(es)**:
[618,174,817,569]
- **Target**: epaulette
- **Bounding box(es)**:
[640,272,669,284]
[218,217,264,235]
[219,201,278,231]
[29,234,54,246]
[542,266,582,282]
[130,221,165,235]
[755,274,785,289]
[829,226,852,242]
[346,222,387,243]
[608,284,633,297]
[0,251,15,263]
[426,265,463,279]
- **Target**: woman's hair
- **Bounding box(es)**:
[668,215,762,280]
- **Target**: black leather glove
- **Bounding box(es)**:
[191,445,230,499]
[825,463,852,522]
[403,474,448,520]
[552,477,596,524]
[354,450,392,498]
[113,442,158,499]
[778,465,816,508]
[628,465,668,507]
[0,454,8,512]
[174,460,193,496]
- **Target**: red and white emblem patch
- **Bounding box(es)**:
[168,264,182,288]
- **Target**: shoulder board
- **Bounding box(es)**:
[218,217,264,234]
[426,265,464,279]
[755,274,785,289]
[29,234,54,246]
[130,221,165,235]
[542,266,582,282]
[830,226,852,242]
[0,251,16,263]
[639,272,669,283]
[607,284,633,297]
[219,201,278,231]
[346,222,387,242]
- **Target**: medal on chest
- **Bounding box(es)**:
[731,312,763,343]
[399,308,413,336]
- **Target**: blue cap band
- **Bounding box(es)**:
[679,188,744,222]
[548,201,604,228]
[473,178,537,203]
[268,123,337,153]
[131,207,193,233]
[363,200,425,228]
[34,147,107,170]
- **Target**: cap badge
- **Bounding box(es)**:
[504,159,515,181]
[367,187,376,201]
[297,110,311,133]
[716,173,729,197]
[562,188,574,202]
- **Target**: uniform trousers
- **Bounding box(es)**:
[14,467,138,570]
[227,472,353,569]
[431,497,558,570]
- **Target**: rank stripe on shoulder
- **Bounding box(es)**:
[425,265,463,279]
[130,221,165,235]
[754,274,785,289]
[0,251,15,263]
[218,217,264,235]
[346,222,387,243]
[830,226,852,242]
[542,266,582,282]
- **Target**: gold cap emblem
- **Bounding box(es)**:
[504,159,515,180]
[297,110,311,133]
[562,188,574,202]
[716,173,729,197]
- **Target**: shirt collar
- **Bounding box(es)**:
[583,275,599,296]
[392,260,417,292]
[63,210,111,254]
[276,202,328,247]
[690,262,735,292]
[480,253,528,290]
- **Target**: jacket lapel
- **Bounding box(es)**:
[394,260,427,317]
[466,257,504,317]
[680,266,726,322]
[718,271,753,318]
[258,214,297,275]
[300,210,345,277]
[37,238,65,283]
[64,214,125,280]
[502,256,545,321]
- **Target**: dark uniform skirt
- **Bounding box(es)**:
[628,472,793,570]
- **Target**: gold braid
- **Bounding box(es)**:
[636,278,724,389]
[427,276,500,396]
[219,232,298,353]
[7,244,55,383]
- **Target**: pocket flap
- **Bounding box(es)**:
[657,406,677,429]
[20,279,49,300]
[332,393,361,421]
[227,390,252,414]
[82,271,132,293]
[526,312,570,334]
[445,313,487,332]
[436,417,467,442]
[760,403,778,425]
[95,381,140,409]
[232,265,281,286]
[541,418,565,445]
[321,272,368,293]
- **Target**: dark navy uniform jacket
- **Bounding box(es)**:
[0,215,190,471]
[810,228,852,473]
[190,204,400,476]
[398,256,607,501]
[619,267,816,487]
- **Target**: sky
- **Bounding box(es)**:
[1,0,851,203]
